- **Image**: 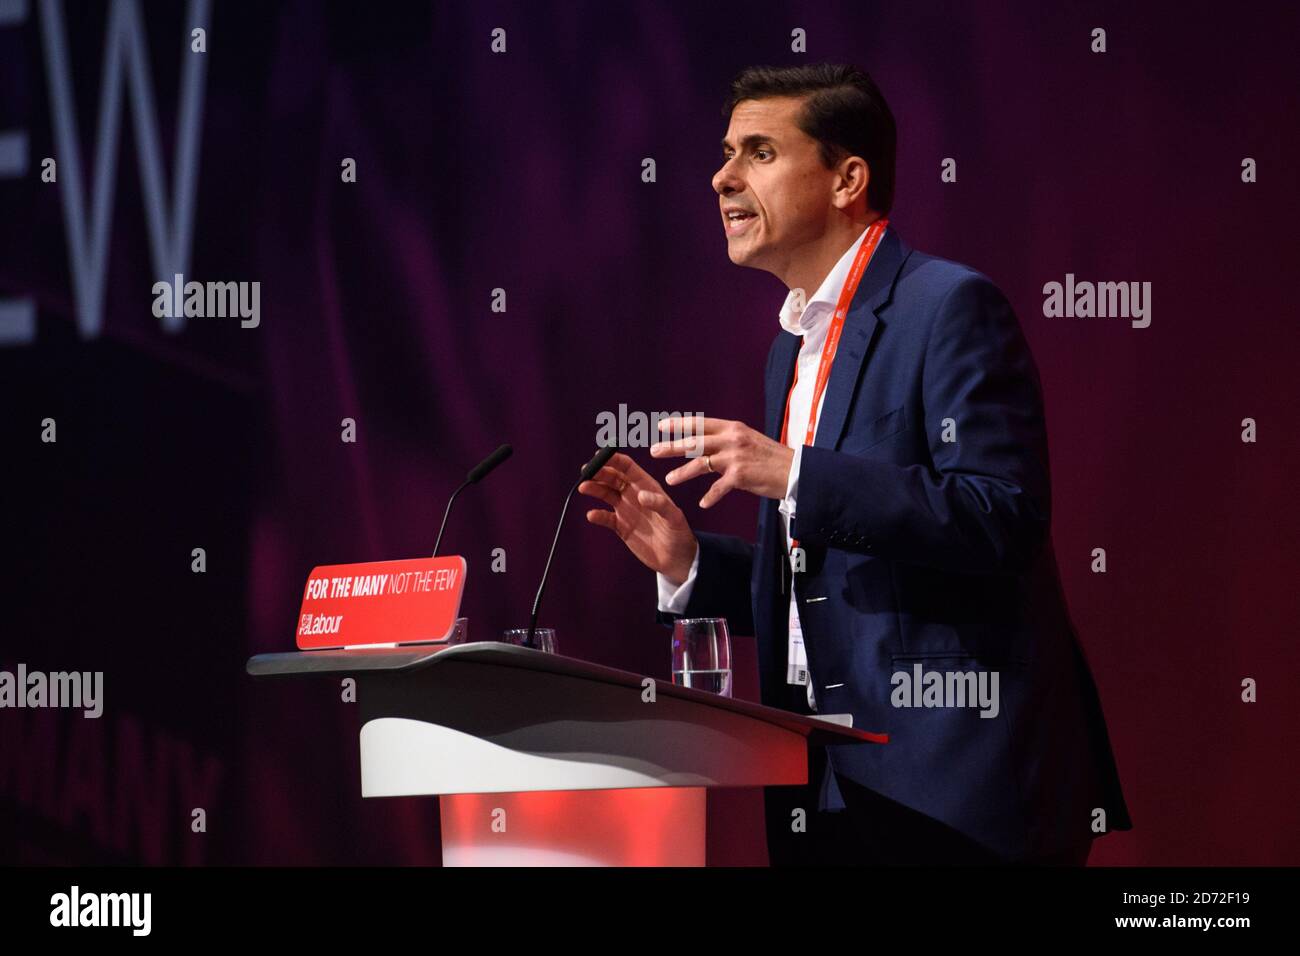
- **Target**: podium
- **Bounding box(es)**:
[247,642,887,866]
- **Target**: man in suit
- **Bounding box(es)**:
[579,63,1131,865]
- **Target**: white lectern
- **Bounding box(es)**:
[246,642,886,866]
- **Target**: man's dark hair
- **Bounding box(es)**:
[723,63,897,214]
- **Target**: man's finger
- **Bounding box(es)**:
[585,508,624,537]
[656,416,732,436]
[611,452,661,488]
[580,450,633,478]
[591,468,646,504]
[698,474,736,509]
[636,488,678,517]
[600,452,633,476]
[648,433,724,460]
[665,451,726,486]
[590,464,640,493]
[578,480,621,508]
[607,451,660,485]
[585,469,623,493]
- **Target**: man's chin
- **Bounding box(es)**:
[726,241,762,268]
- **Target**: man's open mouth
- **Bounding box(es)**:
[725,210,757,234]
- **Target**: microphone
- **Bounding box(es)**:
[467,444,513,484]
[580,445,617,482]
[432,444,513,557]
[528,446,618,645]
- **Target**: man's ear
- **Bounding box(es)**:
[832,155,870,211]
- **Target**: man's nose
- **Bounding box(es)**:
[712,158,742,196]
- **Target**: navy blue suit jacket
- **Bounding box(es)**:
[663,226,1132,860]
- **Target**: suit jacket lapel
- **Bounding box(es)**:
[812,226,909,451]
[764,333,800,440]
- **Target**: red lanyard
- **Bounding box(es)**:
[779,218,888,448]
[779,218,887,552]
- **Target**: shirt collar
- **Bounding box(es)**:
[777,224,872,339]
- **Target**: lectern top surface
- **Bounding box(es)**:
[246,642,887,747]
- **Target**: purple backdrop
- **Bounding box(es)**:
[1,0,1297,865]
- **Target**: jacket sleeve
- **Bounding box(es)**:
[655,531,756,634]
[791,273,1052,575]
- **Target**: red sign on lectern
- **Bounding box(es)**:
[295,556,467,649]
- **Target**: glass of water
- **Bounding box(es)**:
[672,618,732,696]
[501,627,558,654]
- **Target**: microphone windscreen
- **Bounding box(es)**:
[466,444,513,483]
[580,445,618,482]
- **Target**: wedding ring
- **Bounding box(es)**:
[704,455,713,473]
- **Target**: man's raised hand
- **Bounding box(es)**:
[579,452,698,585]
[650,417,795,508]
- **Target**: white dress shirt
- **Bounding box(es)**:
[657,225,874,711]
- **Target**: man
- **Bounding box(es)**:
[580,63,1132,865]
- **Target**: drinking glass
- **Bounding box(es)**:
[501,627,558,654]
[672,617,732,696]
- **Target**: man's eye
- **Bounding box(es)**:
[755,148,772,160]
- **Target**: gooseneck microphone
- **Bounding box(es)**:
[432,444,513,557]
[528,446,618,646]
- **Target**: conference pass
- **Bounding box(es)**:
[295,556,467,649]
